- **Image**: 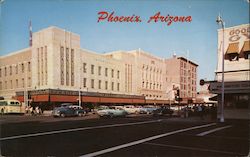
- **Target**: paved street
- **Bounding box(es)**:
[0,114,249,157]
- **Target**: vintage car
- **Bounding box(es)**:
[52,104,86,117]
[122,105,141,114]
[96,106,128,118]
[140,105,159,114]
[152,106,174,117]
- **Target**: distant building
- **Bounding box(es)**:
[165,56,198,104]
[209,24,250,119]
[0,26,198,109]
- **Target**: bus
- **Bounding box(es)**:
[0,100,25,114]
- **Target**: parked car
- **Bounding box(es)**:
[52,105,86,117]
[140,105,159,114]
[152,107,174,117]
[122,105,140,114]
[96,106,127,118]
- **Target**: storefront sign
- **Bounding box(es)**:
[209,81,250,94]
[229,26,250,42]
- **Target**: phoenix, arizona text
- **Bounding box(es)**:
[97,11,192,26]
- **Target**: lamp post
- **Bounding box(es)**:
[216,14,225,123]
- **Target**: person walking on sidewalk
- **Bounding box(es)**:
[197,105,203,119]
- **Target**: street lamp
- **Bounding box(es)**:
[216,14,225,123]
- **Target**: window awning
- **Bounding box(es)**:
[226,42,239,54]
[241,41,250,52]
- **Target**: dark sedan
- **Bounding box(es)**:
[152,107,174,117]
[52,105,86,117]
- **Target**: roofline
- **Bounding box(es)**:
[0,47,31,59]
[34,26,80,38]
[177,57,199,66]
[217,23,250,32]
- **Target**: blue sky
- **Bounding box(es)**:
[0,0,249,87]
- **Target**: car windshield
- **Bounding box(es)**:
[61,103,73,107]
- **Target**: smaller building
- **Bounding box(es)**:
[165,55,198,105]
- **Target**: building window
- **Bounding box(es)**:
[5,67,7,76]
[66,48,69,86]
[105,81,108,90]
[98,80,101,89]
[83,78,87,88]
[98,66,101,76]
[28,62,31,72]
[9,66,12,75]
[111,69,114,78]
[0,68,1,77]
[16,65,18,74]
[28,77,31,87]
[22,63,24,73]
[22,78,25,88]
[91,65,94,74]
[111,82,114,90]
[83,63,87,73]
[117,83,120,91]
[45,46,48,85]
[244,52,250,59]
[91,79,94,89]
[10,80,13,89]
[227,54,239,61]
[0,81,2,90]
[16,79,18,88]
[105,68,108,77]
[117,70,120,79]
[5,81,7,89]
[71,49,74,86]
[60,46,64,85]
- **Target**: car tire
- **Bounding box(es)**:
[1,109,4,115]
[109,113,114,118]
[60,113,66,118]
[78,112,84,117]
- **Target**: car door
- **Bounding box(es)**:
[66,107,75,116]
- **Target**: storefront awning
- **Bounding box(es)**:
[241,41,250,52]
[226,43,239,54]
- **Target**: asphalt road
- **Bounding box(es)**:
[0,114,249,157]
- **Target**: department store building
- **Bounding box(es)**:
[0,26,198,109]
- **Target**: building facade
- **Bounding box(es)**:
[0,26,198,109]
[209,24,250,119]
[165,56,198,104]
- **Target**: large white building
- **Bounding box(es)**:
[0,26,198,109]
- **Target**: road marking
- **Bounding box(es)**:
[80,123,217,157]
[144,142,245,156]
[196,125,232,136]
[0,119,162,141]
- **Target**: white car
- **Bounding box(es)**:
[96,106,127,118]
[140,105,159,114]
[122,105,140,114]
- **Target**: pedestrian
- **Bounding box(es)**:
[197,105,203,119]
[29,106,34,115]
[25,106,29,114]
[35,106,40,115]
